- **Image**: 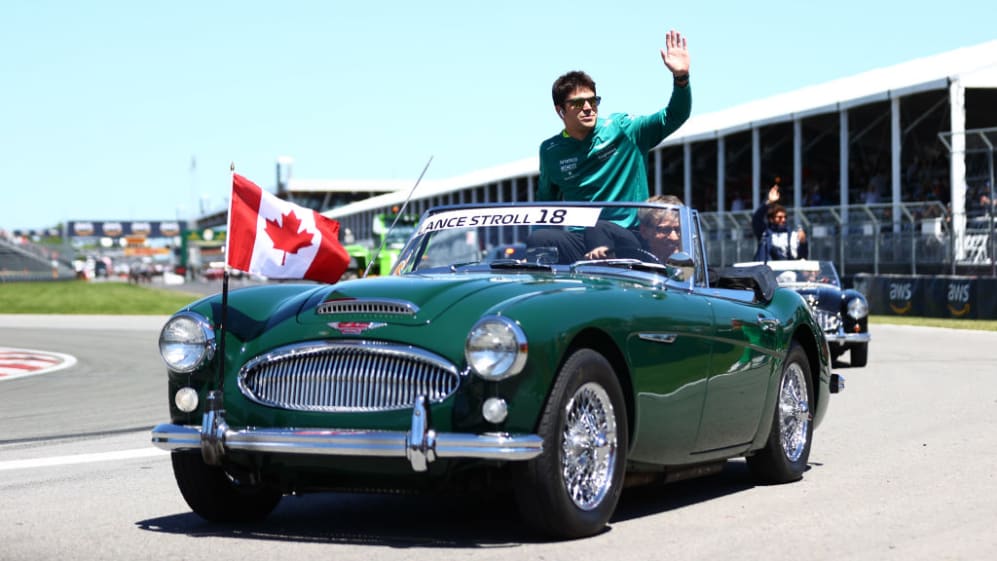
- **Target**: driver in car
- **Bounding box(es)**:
[581,195,684,261]
[637,205,682,262]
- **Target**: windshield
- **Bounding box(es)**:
[768,261,840,287]
[392,203,692,277]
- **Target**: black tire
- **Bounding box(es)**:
[513,349,628,540]
[171,452,282,523]
[747,343,814,484]
[850,343,868,367]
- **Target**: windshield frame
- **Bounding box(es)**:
[391,201,700,285]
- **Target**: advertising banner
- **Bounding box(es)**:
[67,220,182,239]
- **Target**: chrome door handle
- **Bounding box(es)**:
[758,316,780,332]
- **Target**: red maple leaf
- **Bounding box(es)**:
[264,210,314,265]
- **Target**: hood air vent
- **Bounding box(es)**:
[316,298,419,316]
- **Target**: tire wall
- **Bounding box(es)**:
[853,274,997,319]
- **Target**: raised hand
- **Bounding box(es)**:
[660,29,690,76]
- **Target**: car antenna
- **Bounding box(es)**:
[363,156,433,278]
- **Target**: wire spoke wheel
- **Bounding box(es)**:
[513,348,627,539]
[561,382,618,510]
[778,363,810,462]
[747,342,814,484]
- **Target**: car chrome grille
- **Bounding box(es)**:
[811,309,841,333]
[238,341,460,412]
[316,298,418,316]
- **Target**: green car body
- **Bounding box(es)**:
[153,202,842,539]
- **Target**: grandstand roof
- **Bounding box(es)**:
[673,39,997,143]
[324,39,997,217]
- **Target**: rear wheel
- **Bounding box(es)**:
[850,343,868,367]
[171,452,282,522]
[514,349,628,540]
[748,343,814,484]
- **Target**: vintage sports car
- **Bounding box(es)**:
[153,201,844,539]
[736,260,870,367]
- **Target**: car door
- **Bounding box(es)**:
[625,289,715,465]
[693,294,777,455]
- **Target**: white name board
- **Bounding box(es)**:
[417,206,602,235]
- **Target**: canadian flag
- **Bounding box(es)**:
[226,173,349,283]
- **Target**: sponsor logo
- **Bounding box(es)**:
[73,222,94,236]
[888,282,913,315]
[160,221,181,237]
[131,221,152,236]
[946,282,971,317]
[328,322,387,335]
[103,222,123,237]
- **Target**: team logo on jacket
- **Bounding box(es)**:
[328,321,386,335]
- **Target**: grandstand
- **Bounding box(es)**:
[308,39,997,277]
[0,234,76,282]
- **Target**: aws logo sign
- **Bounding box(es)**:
[888,282,913,314]
[946,282,972,317]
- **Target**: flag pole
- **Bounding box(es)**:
[363,156,433,278]
[216,163,234,395]
[200,163,234,465]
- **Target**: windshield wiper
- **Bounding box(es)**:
[571,259,671,275]
[489,260,554,272]
[449,261,481,272]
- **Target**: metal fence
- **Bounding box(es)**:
[700,202,996,277]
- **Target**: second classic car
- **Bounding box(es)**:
[153,201,844,539]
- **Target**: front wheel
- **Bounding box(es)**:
[747,343,814,484]
[513,349,628,540]
[171,452,282,522]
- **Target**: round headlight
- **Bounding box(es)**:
[159,312,216,373]
[465,316,527,380]
[846,297,869,320]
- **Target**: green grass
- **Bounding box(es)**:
[870,315,997,331]
[2,280,996,331]
[0,280,202,314]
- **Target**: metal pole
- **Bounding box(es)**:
[988,142,995,277]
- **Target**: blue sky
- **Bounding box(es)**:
[2,0,994,230]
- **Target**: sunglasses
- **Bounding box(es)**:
[564,96,601,110]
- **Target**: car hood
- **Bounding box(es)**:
[789,283,842,311]
[299,273,591,327]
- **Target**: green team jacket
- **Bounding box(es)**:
[537,84,691,227]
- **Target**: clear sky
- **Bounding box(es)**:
[2,0,995,231]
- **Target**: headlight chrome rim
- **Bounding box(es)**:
[465,316,528,381]
[159,311,216,373]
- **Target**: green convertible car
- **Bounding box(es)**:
[152,201,844,539]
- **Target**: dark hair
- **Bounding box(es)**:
[768,204,787,221]
[552,71,596,107]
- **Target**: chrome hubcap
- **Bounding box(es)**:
[561,382,617,510]
[778,363,810,462]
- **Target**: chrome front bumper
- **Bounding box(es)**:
[151,392,543,472]
[825,331,871,344]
